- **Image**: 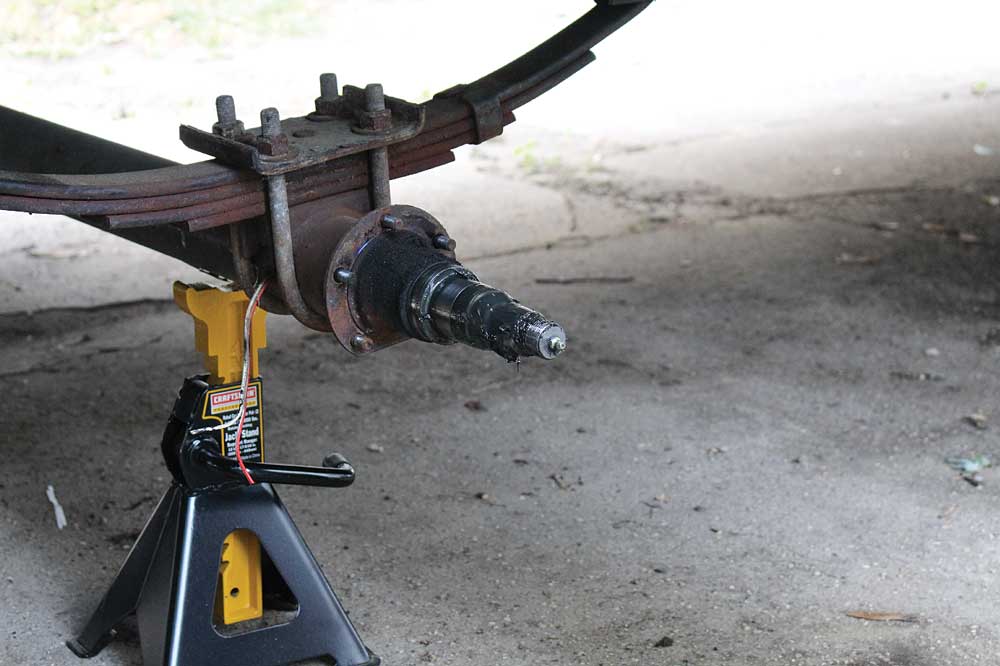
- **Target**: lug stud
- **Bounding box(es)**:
[432,234,456,251]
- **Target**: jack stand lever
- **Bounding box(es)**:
[185,439,355,488]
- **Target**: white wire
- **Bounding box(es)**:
[190,280,267,437]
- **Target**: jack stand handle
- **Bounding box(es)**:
[187,439,355,488]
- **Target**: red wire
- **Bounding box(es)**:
[234,396,254,485]
[234,281,267,485]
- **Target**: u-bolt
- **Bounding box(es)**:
[260,107,330,330]
[265,173,330,331]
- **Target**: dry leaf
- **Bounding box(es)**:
[845,611,917,623]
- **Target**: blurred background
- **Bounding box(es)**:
[2,0,999,310]
[4,0,999,144]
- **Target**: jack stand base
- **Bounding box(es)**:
[68,482,378,666]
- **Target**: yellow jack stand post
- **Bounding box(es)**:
[173,282,268,625]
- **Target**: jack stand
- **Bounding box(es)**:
[66,377,379,666]
[66,284,379,666]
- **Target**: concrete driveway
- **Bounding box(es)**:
[2,2,999,665]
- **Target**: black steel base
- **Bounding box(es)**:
[67,482,378,666]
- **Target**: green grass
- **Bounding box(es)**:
[0,0,320,59]
[513,140,565,175]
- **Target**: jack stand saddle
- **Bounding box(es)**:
[66,375,379,666]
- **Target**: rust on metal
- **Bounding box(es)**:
[180,85,424,176]
[0,1,653,318]
[323,205,455,354]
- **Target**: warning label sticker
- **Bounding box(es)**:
[209,384,260,414]
[198,379,264,462]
